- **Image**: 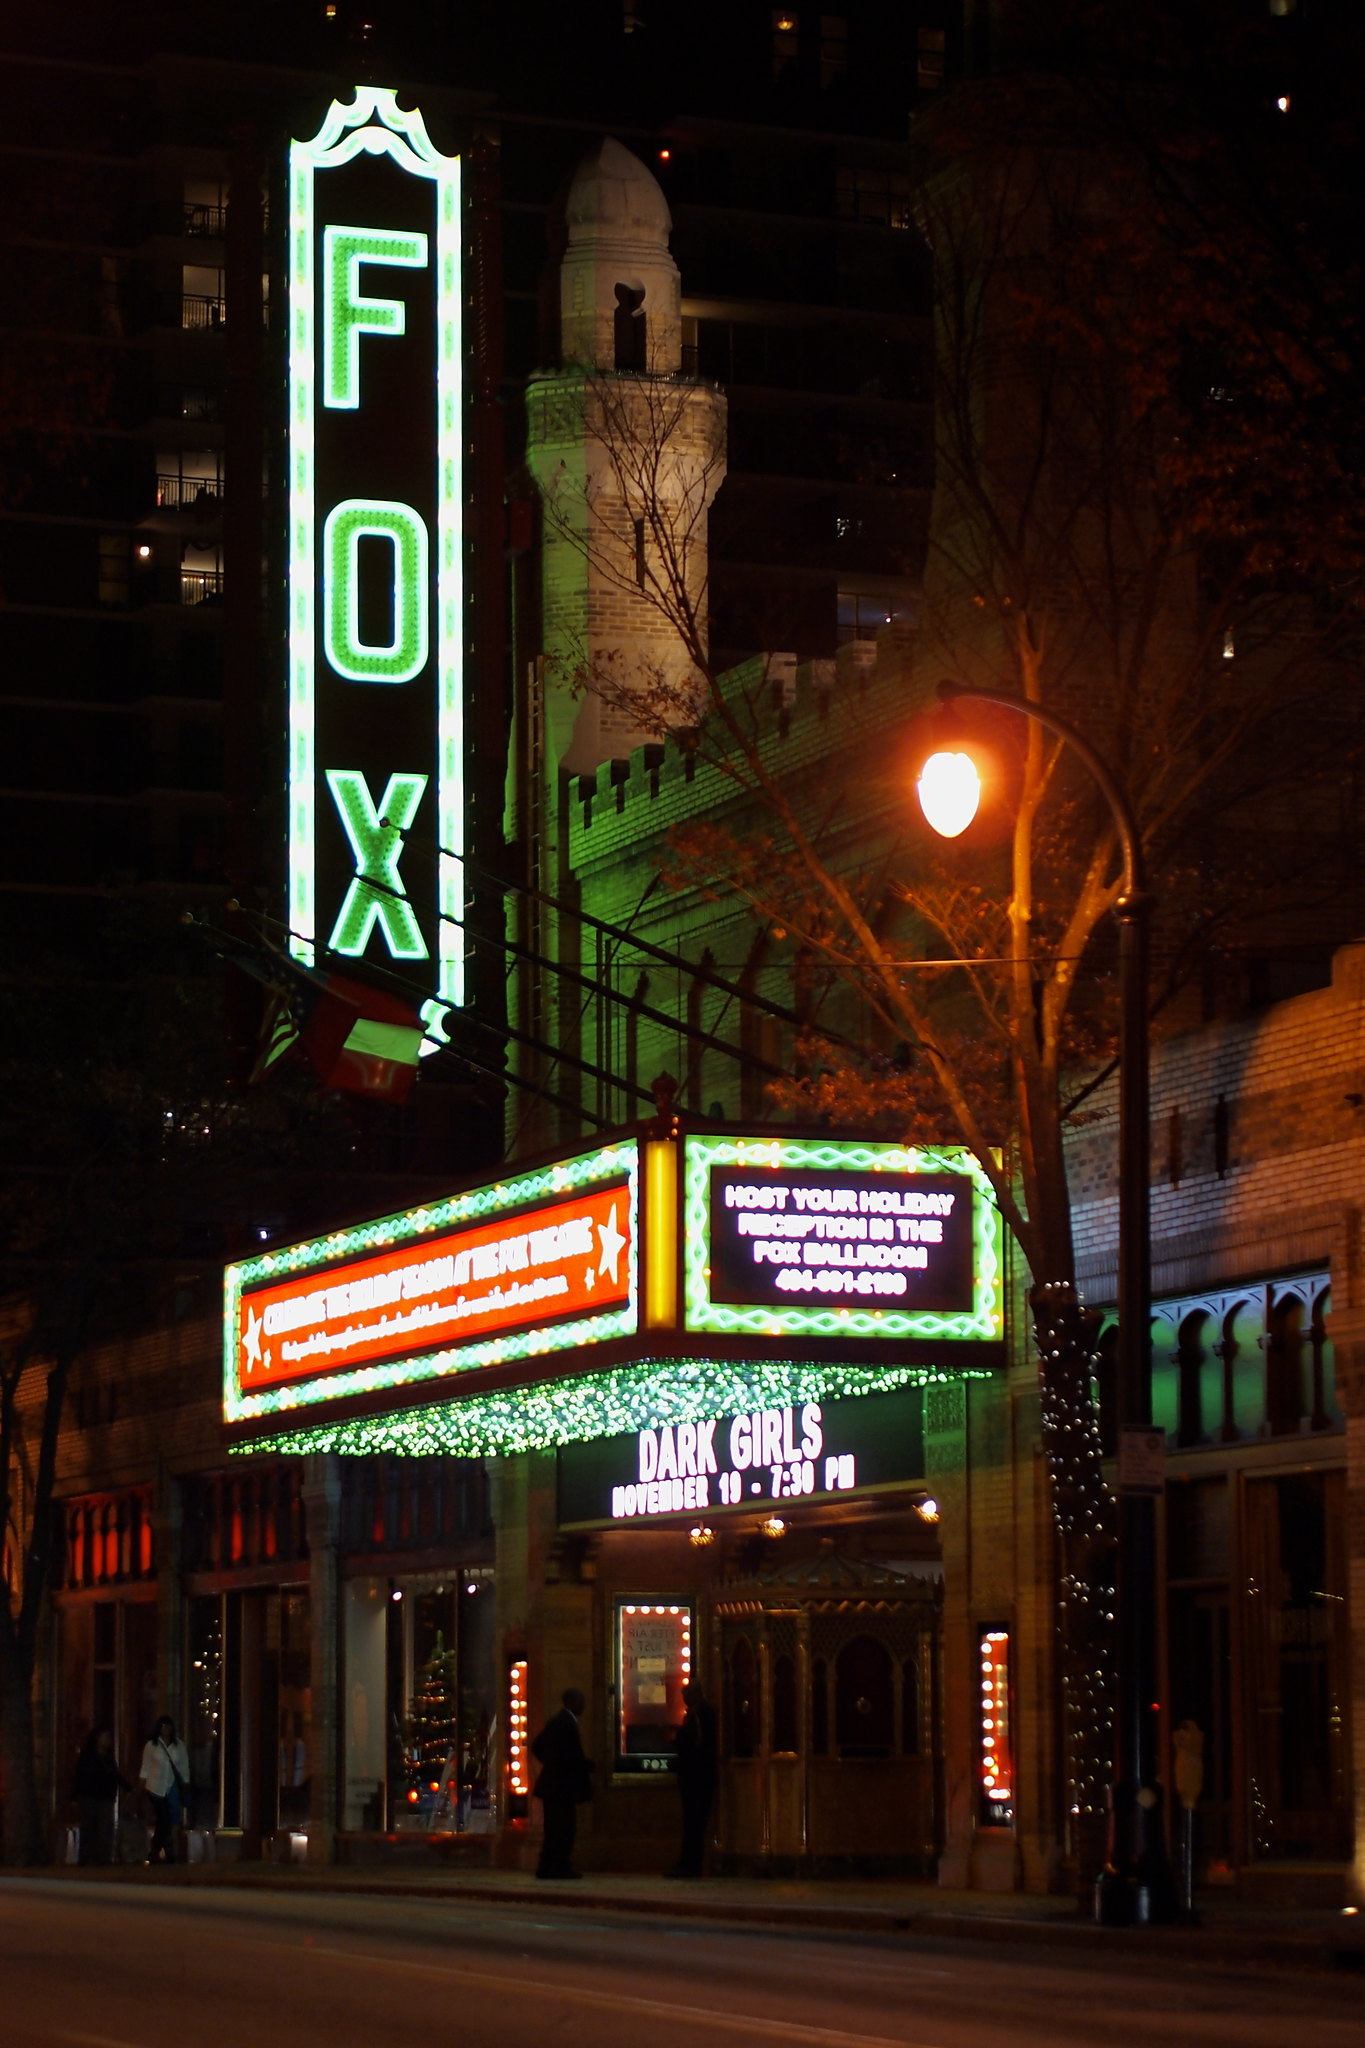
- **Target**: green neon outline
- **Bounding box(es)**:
[681,1135,1003,1342]
[224,1139,640,1424]
[323,499,430,683]
[288,88,463,1021]
[233,1356,991,1461]
[325,768,429,958]
[322,225,428,410]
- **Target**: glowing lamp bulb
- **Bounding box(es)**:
[917,751,981,838]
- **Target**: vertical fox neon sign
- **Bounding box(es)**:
[287,89,463,1038]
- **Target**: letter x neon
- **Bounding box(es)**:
[325,769,429,960]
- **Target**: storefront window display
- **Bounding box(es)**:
[344,1568,495,1831]
[615,1602,693,1775]
[214,1587,309,1840]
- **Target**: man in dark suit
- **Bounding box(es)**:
[531,1686,591,1879]
[672,1680,719,1878]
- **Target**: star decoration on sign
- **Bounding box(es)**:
[241,1306,263,1375]
[583,1265,597,1292]
[596,1203,626,1286]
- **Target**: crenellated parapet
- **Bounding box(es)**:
[566,618,921,878]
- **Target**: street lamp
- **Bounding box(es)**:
[918,678,1177,1927]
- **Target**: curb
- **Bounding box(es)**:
[16,1863,1364,1969]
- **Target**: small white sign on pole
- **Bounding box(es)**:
[1118,1425,1166,1495]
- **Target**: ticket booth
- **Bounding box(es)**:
[714,1550,941,1870]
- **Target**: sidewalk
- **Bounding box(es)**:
[24,1859,1365,1970]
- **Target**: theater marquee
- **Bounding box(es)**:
[224,1140,638,1425]
[226,1128,1003,1453]
[683,1134,999,1343]
[558,1388,927,1527]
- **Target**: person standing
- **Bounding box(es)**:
[530,1686,591,1879]
[73,1728,129,1866]
[139,1714,190,1865]
[671,1680,719,1878]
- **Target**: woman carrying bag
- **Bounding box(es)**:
[139,1714,190,1865]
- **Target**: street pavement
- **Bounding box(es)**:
[2,1876,1362,2048]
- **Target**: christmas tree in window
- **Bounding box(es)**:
[405,1634,458,1814]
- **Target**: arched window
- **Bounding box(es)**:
[1150,1312,1179,1441]
[614,283,647,370]
[1223,1299,1262,1439]
[1177,1309,1211,1447]
[835,1634,893,1757]
[1267,1291,1307,1436]
[1312,1285,1341,1429]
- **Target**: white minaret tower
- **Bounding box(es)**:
[526,138,727,775]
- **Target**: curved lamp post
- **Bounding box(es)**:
[919,678,1177,1927]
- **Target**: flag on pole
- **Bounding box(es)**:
[296,970,426,1103]
[247,967,425,1102]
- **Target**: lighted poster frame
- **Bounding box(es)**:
[681,1135,1002,1343]
[223,1139,639,1426]
[287,87,464,1040]
[615,1600,693,1776]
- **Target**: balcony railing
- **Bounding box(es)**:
[181,293,226,331]
[182,1469,308,1574]
[57,1486,156,1590]
[180,569,224,606]
[157,474,223,510]
[183,202,226,237]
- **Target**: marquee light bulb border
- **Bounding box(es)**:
[223,1139,639,1424]
[232,1354,990,1461]
[287,86,464,1038]
[681,1134,1002,1342]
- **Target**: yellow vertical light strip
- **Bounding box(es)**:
[644,1138,678,1329]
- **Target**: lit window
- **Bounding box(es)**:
[182,263,226,331]
[835,164,912,229]
[837,589,909,645]
[772,8,799,77]
[183,179,226,238]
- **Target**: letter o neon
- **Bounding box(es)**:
[323,497,429,683]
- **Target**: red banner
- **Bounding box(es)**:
[235,1182,632,1394]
